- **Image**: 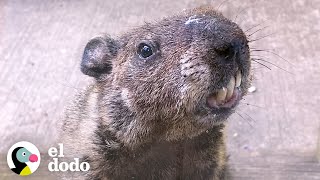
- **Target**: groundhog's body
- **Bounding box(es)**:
[61,6,250,180]
[62,85,226,179]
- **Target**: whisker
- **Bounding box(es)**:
[251,54,269,58]
[235,111,253,127]
[239,102,264,109]
[248,32,276,43]
[247,26,269,37]
[217,0,230,11]
[234,7,248,23]
[244,19,269,33]
[251,67,268,70]
[251,59,272,70]
[250,48,293,65]
[242,111,257,123]
[245,23,263,33]
[251,58,294,74]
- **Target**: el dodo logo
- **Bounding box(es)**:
[48,143,90,172]
[7,141,40,176]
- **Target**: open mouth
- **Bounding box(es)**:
[206,70,242,109]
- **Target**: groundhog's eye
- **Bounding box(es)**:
[22,152,26,156]
[137,43,154,59]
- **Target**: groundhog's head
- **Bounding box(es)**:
[81,6,251,146]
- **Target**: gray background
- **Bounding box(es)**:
[0,0,320,179]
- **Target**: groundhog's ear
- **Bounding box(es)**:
[81,36,118,78]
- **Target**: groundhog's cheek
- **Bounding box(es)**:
[121,88,134,109]
[179,65,211,106]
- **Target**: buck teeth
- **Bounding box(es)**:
[226,76,235,99]
[215,71,242,104]
[236,71,242,88]
[216,87,227,102]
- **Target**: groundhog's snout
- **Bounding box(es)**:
[208,36,248,109]
[183,16,250,112]
[202,18,248,64]
[214,37,247,64]
[205,35,249,109]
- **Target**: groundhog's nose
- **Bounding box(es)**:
[214,37,246,63]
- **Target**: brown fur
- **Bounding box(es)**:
[60,6,251,180]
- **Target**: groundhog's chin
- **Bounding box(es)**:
[193,73,245,126]
[206,87,241,110]
[195,99,240,126]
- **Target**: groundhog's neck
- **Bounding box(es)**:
[89,123,226,179]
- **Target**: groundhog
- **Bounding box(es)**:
[60,5,251,180]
